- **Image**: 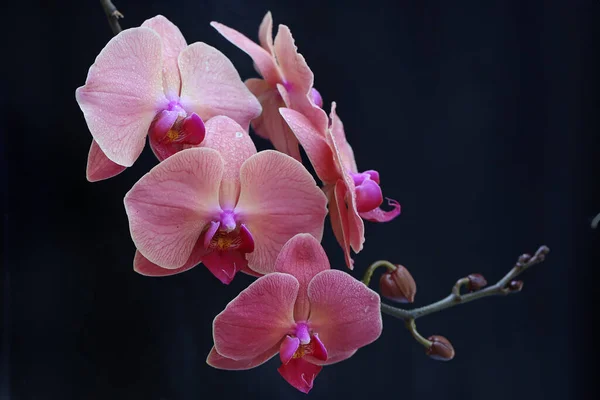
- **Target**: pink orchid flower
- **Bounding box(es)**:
[211,12,328,162]
[124,116,327,284]
[280,103,401,268]
[207,233,382,393]
[76,15,261,182]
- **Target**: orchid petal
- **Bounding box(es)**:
[206,345,278,370]
[246,79,301,161]
[274,234,329,321]
[86,140,127,182]
[328,182,354,269]
[279,108,340,183]
[273,25,328,133]
[141,15,187,97]
[76,28,167,166]
[210,22,282,85]
[133,250,197,277]
[202,116,257,209]
[308,270,382,356]
[236,151,327,275]
[124,148,223,268]
[359,198,402,222]
[258,12,275,54]
[329,102,358,172]
[213,272,298,360]
[279,336,301,365]
[201,250,247,285]
[178,42,262,130]
[277,357,322,394]
[306,349,357,366]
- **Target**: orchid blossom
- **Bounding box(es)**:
[207,233,382,393]
[76,15,261,181]
[124,116,327,284]
[280,103,401,268]
[211,12,328,162]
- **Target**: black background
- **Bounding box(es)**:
[2,0,599,399]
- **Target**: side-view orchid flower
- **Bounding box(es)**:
[280,103,401,268]
[211,12,328,162]
[76,15,261,181]
[124,116,328,284]
[207,233,382,393]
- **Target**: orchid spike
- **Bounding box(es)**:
[124,116,327,284]
[211,12,328,162]
[207,234,382,393]
[76,15,261,181]
[280,102,401,268]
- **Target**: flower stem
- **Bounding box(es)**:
[377,245,549,343]
[100,0,124,35]
[362,260,397,286]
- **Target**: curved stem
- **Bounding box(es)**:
[100,0,124,35]
[362,260,397,286]
[380,245,549,320]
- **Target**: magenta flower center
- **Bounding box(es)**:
[279,322,327,362]
[204,217,255,254]
[350,170,383,213]
[148,100,206,161]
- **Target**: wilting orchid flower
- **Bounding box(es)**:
[280,103,401,268]
[124,116,327,284]
[207,234,382,393]
[76,15,261,181]
[211,12,328,162]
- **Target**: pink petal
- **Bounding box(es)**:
[124,148,223,268]
[360,198,402,222]
[277,357,322,394]
[201,250,247,285]
[178,42,262,131]
[86,140,127,182]
[76,28,167,166]
[246,79,302,161]
[328,182,354,269]
[258,12,275,54]
[279,335,300,365]
[141,15,187,97]
[210,21,282,85]
[279,108,340,183]
[305,349,356,366]
[273,26,329,134]
[235,151,328,275]
[329,102,358,173]
[206,345,278,370]
[133,250,197,277]
[274,234,330,321]
[326,129,365,254]
[213,273,298,360]
[202,116,257,209]
[307,270,382,356]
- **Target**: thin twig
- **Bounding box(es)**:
[100,0,124,35]
[379,245,550,321]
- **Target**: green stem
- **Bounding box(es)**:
[362,260,397,286]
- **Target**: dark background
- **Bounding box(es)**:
[2,0,598,399]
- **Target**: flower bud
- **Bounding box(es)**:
[379,265,416,303]
[426,335,455,361]
[507,280,524,292]
[467,273,487,292]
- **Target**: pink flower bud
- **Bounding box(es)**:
[379,265,416,303]
[426,335,455,361]
[467,273,487,292]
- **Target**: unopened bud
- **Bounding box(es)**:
[507,280,524,292]
[426,335,455,361]
[379,265,416,303]
[467,273,487,291]
[518,254,532,265]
